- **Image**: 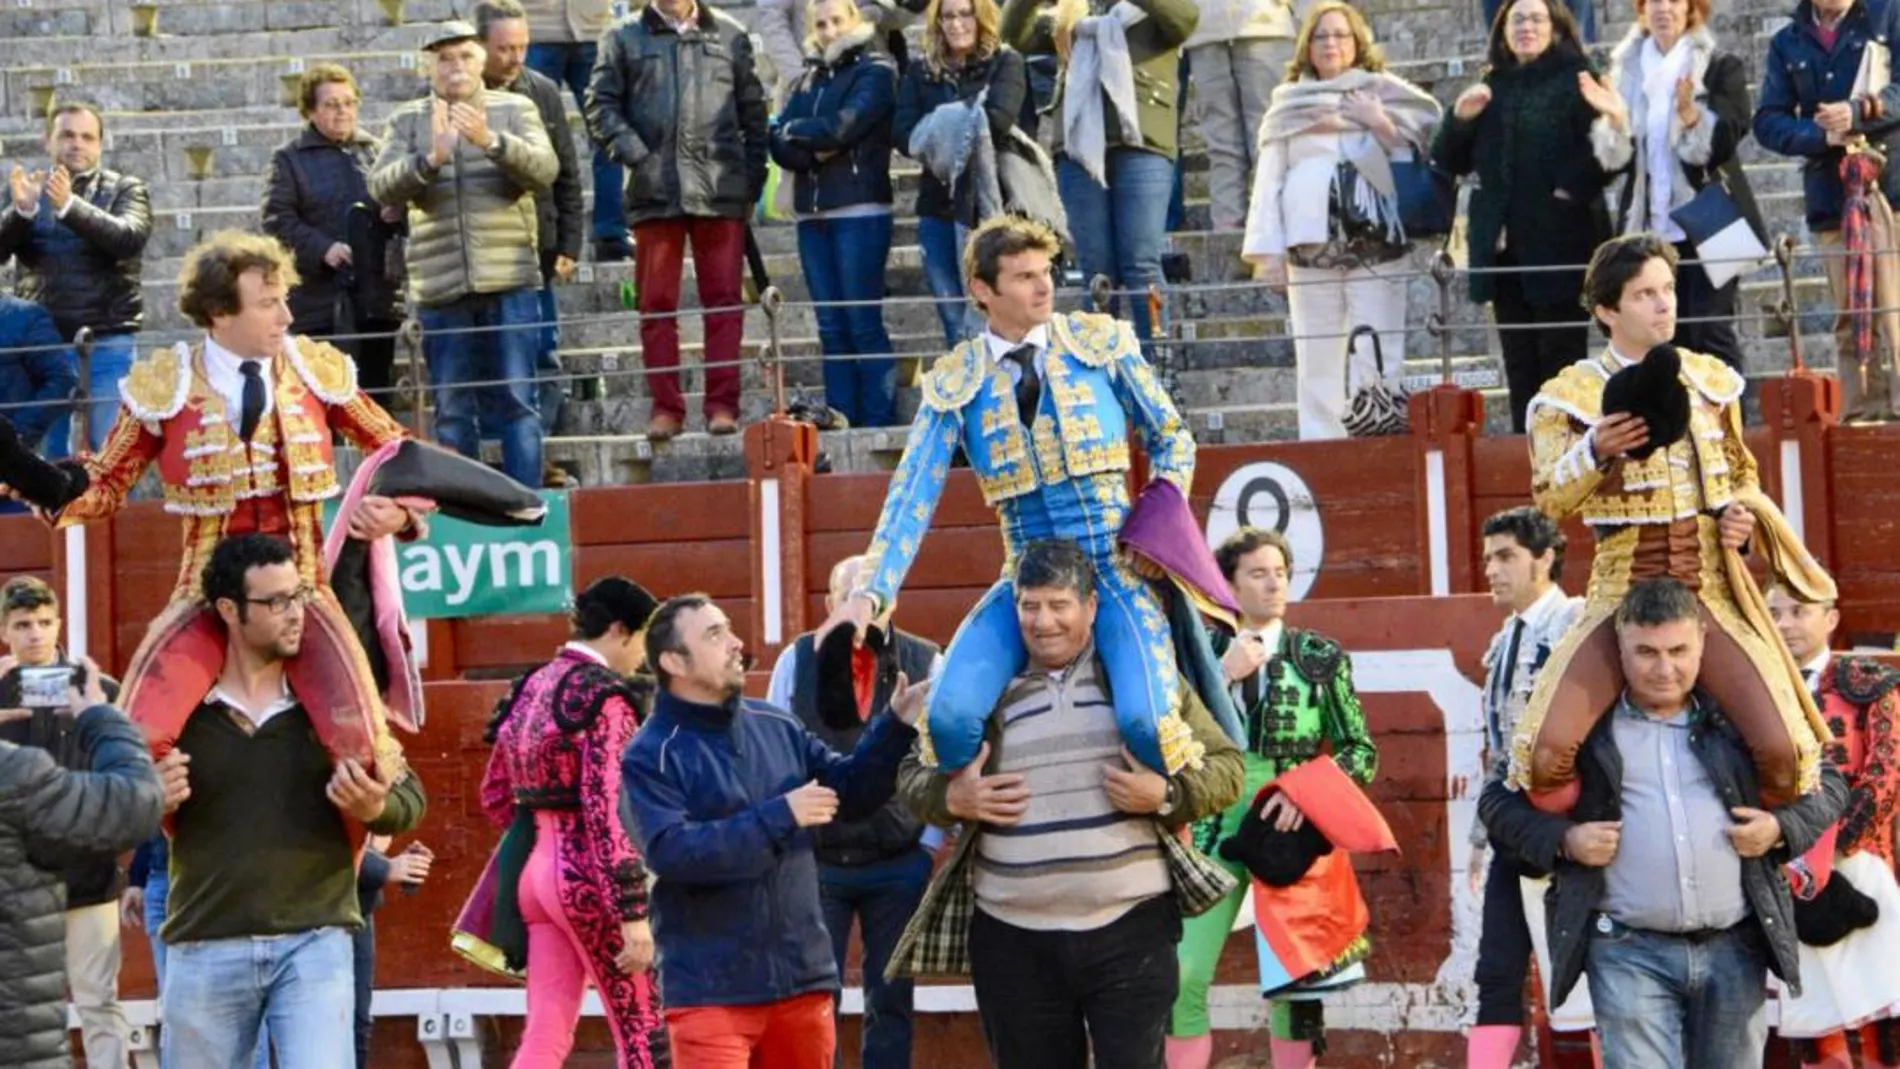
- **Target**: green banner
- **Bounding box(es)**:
[326,491,572,619]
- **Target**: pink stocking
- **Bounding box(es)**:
[1465,1025,1522,1069]
[1269,1037,1317,1069]
[1166,1034,1214,1069]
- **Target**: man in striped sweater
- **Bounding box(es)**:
[890,538,1244,1069]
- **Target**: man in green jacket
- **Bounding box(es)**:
[890,537,1243,1069]
[1000,0,1197,343]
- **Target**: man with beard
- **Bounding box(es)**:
[621,594,927,1068]
[157,533,426,1069]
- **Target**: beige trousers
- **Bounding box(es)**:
[1818,210,1900,419]
[66,900,129,1069]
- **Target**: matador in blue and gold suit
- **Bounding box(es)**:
[852,309,1201,777]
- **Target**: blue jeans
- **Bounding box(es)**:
[917,215,976,347]
[535,285,566,437]
[797,214,897,428]
[525,41,629,248]
[820,847,933,1069]
[145,872,272,1069]
[1586,917,1768,1069]
[353,920,375,1069]
[1057,149,1175,343]
[418,288,544,488]
[162,928,350,1069]
[44,331,135,457]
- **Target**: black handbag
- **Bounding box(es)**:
[1393,156,1455,239]
[1342,324,1410,438]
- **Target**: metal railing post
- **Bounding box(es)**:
[1426,250,1457,386]
[1773,234,1807,372]
[400,318,426,434]
[71,327,95,449]
[761,286,788,416]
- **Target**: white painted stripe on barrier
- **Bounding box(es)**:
[761,477,783,646]
[64,524,87,663]
[1779,440,1805,546]
[1424,450,1450,597]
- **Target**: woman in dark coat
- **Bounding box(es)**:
[770,0,902,428]
[1433,0,1613,431]
[261,64,403,399]
[1583,0,1765,372]
[893,0,1029,346]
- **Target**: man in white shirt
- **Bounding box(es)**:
[1466,506,1587,1069]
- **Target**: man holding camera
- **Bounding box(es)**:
[0,575,134,1069]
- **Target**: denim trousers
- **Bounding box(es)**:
[524,41,630,246]
[797,213,898,428]
[45,330,136,456]
[1586,916,1769,1069]
[1057,148,1175,343]
[819,848,933,1069]
[145,871,272,1069]
[535,284,566,437]
[917,215,977,347]
[418,287,544,487]
[161,928,351,1069]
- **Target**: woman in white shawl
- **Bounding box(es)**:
[1241,2,1441,441]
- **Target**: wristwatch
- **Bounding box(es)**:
[1157,779,1181,817]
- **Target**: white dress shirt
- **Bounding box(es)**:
[201,334,280,430]
[982,324,1051,386]
[208,676,299,729]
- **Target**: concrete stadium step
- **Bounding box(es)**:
[10,22,443,69]
[2,51,429,121]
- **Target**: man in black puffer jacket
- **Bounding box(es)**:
[0,696,164,1069]
[0,101,153,456]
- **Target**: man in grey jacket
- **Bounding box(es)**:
[586,0,768,440]
[370,20,559,489]
[0,689,166,1069]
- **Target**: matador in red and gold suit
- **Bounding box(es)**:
[47,332,418,775]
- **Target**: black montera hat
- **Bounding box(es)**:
[1600,344,1691,461]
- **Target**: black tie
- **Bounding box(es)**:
[1004,343,1040,427]
[238,361,265,443]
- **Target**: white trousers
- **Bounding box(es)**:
[1286,259,1410,440]
[67,899,130,1069]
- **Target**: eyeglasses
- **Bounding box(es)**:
[1509,11,1552,25]
[940,11,976,24]
[1311,30,1355,42]
[244,585,313,616]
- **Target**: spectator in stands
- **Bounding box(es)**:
[1,101,152,456]
[770,0,902,429]
[1182,0,1304,235]
[766,555,942,1069]
[520,0,632,261]
[890,539,1242,1069]
[1480,578,1847,1069]
[477,0,587,464]
[478,576,666,1067]
[758,0,902,102]
[1584,0,1762,374]
[0,576,134,1069]
[1755,0,1900,422]
[353,836,432,1069]
[1484,0,1595,43]
[1433,0,1612,432]
[1464,508,1587,1069]
[156,533,426,1069]
[1242,2,1440,441]
[0,292,74,456]
[0,684,162,1069]
[622,593,927,1068]
[370,21,559,489]
[587,0,769,440]
[263,64,405,400]
[893,0,1029,346]
[1001,0,1198,343]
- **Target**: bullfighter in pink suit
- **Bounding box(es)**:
[476,577,668,1068]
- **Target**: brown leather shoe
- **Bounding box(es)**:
[707,411,740,435]
[645,412,682,441]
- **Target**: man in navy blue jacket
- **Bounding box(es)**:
[0,293,74,461]
[1755,0,1900,420]
[623,593,929,1069]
